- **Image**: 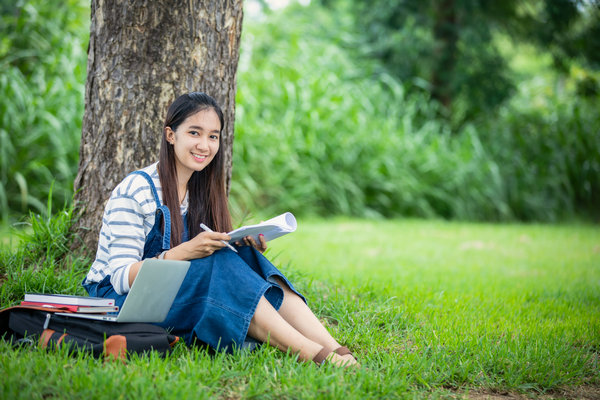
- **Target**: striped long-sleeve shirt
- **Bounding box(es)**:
[84,162,188,295]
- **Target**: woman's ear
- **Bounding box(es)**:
[165,127,175,144]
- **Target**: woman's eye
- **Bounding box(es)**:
[189,131,199,136]
[210,135,219,140]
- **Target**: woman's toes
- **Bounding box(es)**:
[329,353,359,368]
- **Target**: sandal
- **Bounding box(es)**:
[312,346,354,366]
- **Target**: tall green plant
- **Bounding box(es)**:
[0,0,89,223]
[232,3,600,222]
[0,189,90,306]
[0,1,596,224]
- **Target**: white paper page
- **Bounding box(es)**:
[228,212,297,243]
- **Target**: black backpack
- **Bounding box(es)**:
[0,306,180,360]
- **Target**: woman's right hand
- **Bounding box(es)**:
[129,232,229,286]
[175,231,231,260]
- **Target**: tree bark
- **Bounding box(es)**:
[74,0,243,254]
[431,0,457,111]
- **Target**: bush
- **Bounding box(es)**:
[231,3,600,222]
[484,97,600,221]
[1,1,597,224]
[0,0,89,223]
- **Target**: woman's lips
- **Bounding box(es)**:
[192,153,208,162]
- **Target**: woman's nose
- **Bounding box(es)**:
[195,137,209,150]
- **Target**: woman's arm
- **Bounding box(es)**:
[127,231,231,285]
[100,184,149,295]
[128,260,144,287]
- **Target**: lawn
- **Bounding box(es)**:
[1,218,599,399]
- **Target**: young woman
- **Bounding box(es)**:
[83,92,358,367]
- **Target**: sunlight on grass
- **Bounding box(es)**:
[275,218,599,286]
[272,218,600,390]
[2,218,599,398]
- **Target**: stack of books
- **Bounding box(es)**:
[21,293,119,314]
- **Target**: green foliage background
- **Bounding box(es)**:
[231,3,600,222]
[0,0,598,224]
[0,0,88,222]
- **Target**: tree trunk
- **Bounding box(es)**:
[431,0,457,111]
[74,0,243,254]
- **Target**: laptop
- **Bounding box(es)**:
[57,259,191,323]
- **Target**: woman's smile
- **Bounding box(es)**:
[166,108,221,179]
[192,153,208,162]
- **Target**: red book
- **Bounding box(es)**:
[20,301,119,313]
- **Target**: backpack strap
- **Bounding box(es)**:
[104,335,128,361]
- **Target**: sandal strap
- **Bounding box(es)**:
[334,346,352,356]
[312,347,332,365]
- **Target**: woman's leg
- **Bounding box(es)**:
[272,278,340,347]
[271,277,358,366]
[247,296,322,361]
[247,296,356,367]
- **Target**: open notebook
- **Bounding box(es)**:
[57,259,190,323]
[228,212,297,243]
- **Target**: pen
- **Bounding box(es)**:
[200,223,238,253]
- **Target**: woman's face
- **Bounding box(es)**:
[166,108,221,180]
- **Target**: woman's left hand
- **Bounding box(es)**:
[236,234,267,253]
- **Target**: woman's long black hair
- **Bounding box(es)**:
[159,92,232,247]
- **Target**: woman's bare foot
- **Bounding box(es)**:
[328,352,360,368]
[311,345,360,368]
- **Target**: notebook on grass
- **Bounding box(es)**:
[56,259,190,323]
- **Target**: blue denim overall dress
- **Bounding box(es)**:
[83,170,306,352]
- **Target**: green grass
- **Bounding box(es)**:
[0,197,89,305]
[1,216,598,399]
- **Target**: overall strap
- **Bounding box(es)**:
[129,171,161,207]
[129,170,171,250]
